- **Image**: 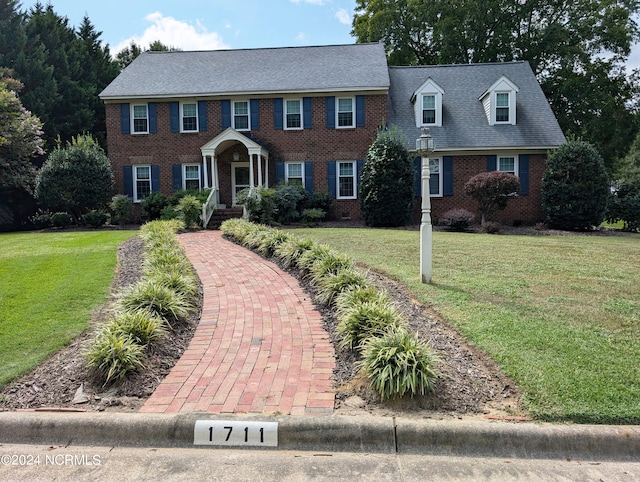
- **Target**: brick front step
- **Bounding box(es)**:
[206,207,244,229]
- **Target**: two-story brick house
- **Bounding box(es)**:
[100,42,565,225]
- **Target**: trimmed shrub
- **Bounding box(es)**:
[301,208,326,226]
[359,326,438,400]
[542,141,610,230]
[110,194,132,227]
[481,221,501,234]
[273,182,307,224]
[51,211,74,228]
[236,187,276,224]
[35,134,113,218]
[360,126,414,227]
[81,209,108,228]
[464,171,520,224]
[141,191,169,221]
[304,192,332,217]
[441,208,474,232]
[86,332,146,386]
[30,209,52,229]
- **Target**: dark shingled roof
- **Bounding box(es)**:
[388,62,565,151]
[100,43,390,99]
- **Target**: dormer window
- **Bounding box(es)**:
[480,76,519,126]
[412,78,444,127]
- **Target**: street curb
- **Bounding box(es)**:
[1,412,638,461]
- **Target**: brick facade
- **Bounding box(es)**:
[412,153,547,225]
[107,94,547,225]
[105,94,386,221]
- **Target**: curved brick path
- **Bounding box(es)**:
[140,230,336,415]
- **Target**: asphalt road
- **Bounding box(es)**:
[1,443,639,481]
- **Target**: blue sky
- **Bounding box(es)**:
[18,0,640,71]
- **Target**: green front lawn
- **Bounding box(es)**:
[0,230,137,387]
[292,228,640,424]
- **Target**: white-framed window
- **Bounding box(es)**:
[428,158,443,197]
[132,104,149,134]
[285,162,304,187]
[337,161,357,199]
[183,164,201,190]
[181,102,198,132]
[133,165,151,202]
[336,97,355,128]
[480,76,518,125]
[413,79,444,127]
[497,155,518,176]
[285,99,302,130]
[495,93,510,123]
[422,95,436,125]
[233,100,250,130]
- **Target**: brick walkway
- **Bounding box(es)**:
[140,230,336,415]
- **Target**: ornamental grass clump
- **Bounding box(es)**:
[86,332,146,386]
[220,218,255,243]
[337,299,404,350]
[117,279,194,325]
[359,326,438,401]
[308,251,354,286]
[336,285,389,315]
[315,268,370,306]
[273,235,315,269]
[296,243,332,273]
[109,311,168,345]
[256,229,292,257]
[145,267,199,297]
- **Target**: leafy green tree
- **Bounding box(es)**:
[35,134,113,218]
[352,0,640,172]
[0,0,26,69]
[464,171,520,225]
[115,40,182,71]
[0,70,44,224]
[360,126,414,227]
[542,140,610,230]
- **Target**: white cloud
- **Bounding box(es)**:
[114,12,229,53]
[290,0,326,5]
[295,32,307,43]
[335,8,351,25]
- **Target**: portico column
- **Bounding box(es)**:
[249,153,255,189]
[202,155,209,189]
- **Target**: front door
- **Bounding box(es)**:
[232,163,250,205]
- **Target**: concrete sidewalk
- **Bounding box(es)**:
[140,230,335,416]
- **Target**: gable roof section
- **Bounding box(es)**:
[100,43,390,100]
[388,61,565,151]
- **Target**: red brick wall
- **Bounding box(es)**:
[105,95,386,220]
[106,97,545,225]
[412,154,547,225]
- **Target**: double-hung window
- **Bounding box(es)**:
[285,162,304,186]
[337,161,357,199]
[337,97,354,128]
[428,158,443,197]
[183,164,201,190]
[134,165,151,201]
[498,155,518,176]
[496,93,510,123]
[233,101,250,130]
[181,103,198,132]
[422,95,436,125]
[285,99,302,129]
[132,104,149,134]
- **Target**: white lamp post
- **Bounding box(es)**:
[416,128,435,283]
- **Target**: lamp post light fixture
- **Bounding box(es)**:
[416,127,435,283]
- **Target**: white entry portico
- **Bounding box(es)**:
[200,127,270,206]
